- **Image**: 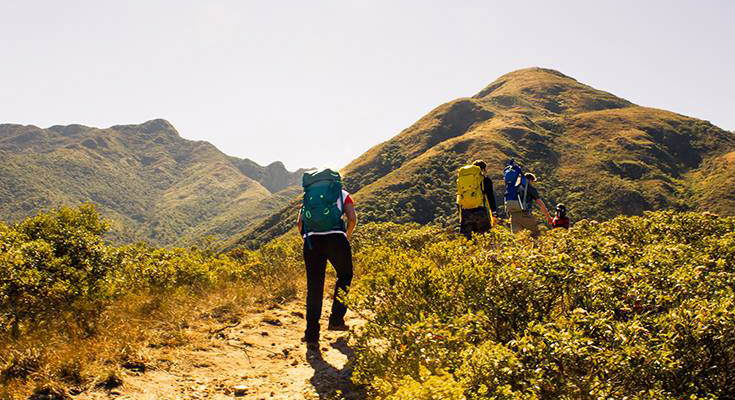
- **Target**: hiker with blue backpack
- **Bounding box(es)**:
[503,160,553,238]
[297,169,357,349]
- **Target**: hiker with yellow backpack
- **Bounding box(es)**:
[456,160,498,239]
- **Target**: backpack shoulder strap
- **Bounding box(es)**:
[338,184,345,214]
[481,177,490,217]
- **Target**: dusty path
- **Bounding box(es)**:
[76,300,365,400]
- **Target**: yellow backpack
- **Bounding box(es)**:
[456,165,487,210]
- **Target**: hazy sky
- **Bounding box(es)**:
[2,1,733,170]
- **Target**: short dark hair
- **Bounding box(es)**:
[525,172,536,182]
[472,160,487,171]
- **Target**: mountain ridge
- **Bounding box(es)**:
[236,67,735,248]
[0,119,306,245]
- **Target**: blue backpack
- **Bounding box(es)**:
[503,160,527,209]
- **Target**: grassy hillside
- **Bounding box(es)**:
[238,68,735,247]
[0,119,304,246]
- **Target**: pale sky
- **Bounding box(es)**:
[1,1,733,170]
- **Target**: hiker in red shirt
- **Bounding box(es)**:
[552,203,570,229]
[296,169,357,350]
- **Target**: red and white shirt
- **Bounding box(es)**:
[302,190,354,238]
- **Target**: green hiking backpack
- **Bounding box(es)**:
[301,169,345,233]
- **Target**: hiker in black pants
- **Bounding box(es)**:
[297,170,358,349]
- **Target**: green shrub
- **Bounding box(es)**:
[0,205,114,334]
[347,211,735,399]
[0,205,303,339]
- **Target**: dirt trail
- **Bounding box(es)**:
[76,300,364,400]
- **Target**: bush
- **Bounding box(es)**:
[346,211,735,399]
[0,205,304,339]
[0,205,114,334]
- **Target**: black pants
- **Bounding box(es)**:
[460,207,491,239]
[303,233,353,341]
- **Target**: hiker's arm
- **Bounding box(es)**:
[345,203,357,240]
[297,209,303,233]
[486,178,498,214]
[536,199,553,224]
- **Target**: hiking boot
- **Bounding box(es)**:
[327,322,349,331]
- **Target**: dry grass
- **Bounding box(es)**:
[0,274,305,399]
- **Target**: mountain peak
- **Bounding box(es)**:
[140,118,175,132]
[473,67,633,113]
[505,67,575,80]
[266,161,286,170]
[111,119,179,137]
[236,67,735,247]
[227,158,305,193]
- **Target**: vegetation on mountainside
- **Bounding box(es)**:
[686,150,735,216]
[238,67,735,248]
[355,152,466,227]
[0,119,304,246]
[343,69,735,225]
[233,196,302,250]
[346,212,735,399]
[0,205,303,399]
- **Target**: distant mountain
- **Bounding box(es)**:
[0,119,306,245]
[228,158,304,193]
[237,68,735,247]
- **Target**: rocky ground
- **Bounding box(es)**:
[74,300,364,400]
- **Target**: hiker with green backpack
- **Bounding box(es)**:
[457,160,498,239]
[297,169,357,349]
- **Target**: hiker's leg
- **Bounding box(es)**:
[477,208,492,234]
[325,234,354,325]
[459,210,472,239]
[469,209,482,236]
[528,216,541,238]
[518,213,540,237]
[464,209,486,238]
[303,237,327,341]
[510,211,523,234]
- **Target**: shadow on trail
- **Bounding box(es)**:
[306,337,366,399]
